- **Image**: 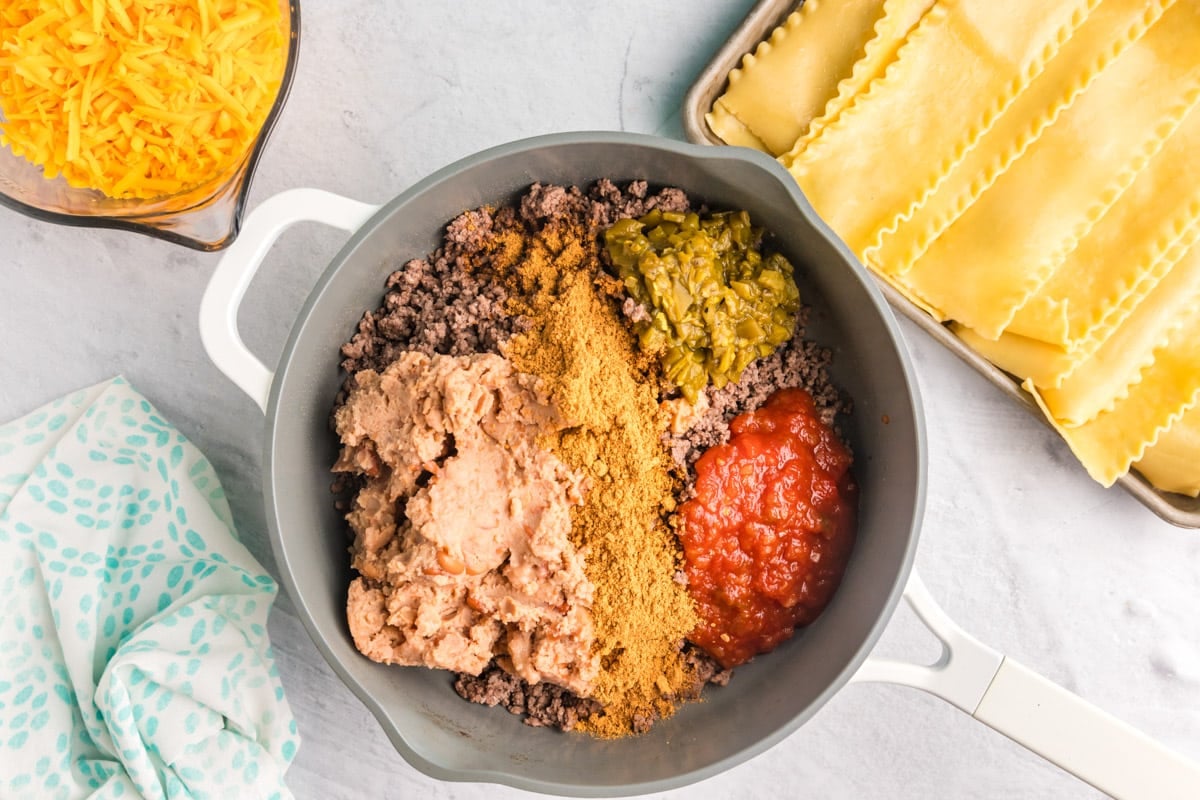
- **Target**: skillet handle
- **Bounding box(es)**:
[199,188,380,412]
[853,571,1200,799]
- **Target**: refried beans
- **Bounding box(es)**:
[336,352,599,694]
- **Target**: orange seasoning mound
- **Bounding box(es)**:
[0,0,288,199]
[487,213,701,738]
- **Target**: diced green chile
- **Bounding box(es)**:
[605,209,801,402]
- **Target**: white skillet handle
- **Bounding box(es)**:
[853,571,1200,799]
[199,188,380,412]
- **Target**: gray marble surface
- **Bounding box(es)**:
[2,2,1199,798]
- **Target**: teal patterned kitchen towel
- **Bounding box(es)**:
[0,377,298,799]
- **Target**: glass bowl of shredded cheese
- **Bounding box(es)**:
[0,0,299,251]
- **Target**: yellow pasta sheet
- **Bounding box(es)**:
[1028,302,1200,487]
[1136,404,1200,497]
[713,0,886,155]
[1039,236,1200,424]
[783,0,935,158]
[1004,102,1200,346]
[706,101,770,152]
[874,265,945,319]
[865,0,1173,280]
[952,219,1200,390]
[900,1,1200,339]
[784,0,1098,256]
[953,324,1076,388]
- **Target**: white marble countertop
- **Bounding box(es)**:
[3,2,1199,798]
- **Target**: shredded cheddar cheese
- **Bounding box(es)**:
[0,0,288,199]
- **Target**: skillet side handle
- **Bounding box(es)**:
[973,658,1200,800]
[853,571,1200,799]
[198,188,380,413]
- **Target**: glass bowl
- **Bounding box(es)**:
[0,0,301,252]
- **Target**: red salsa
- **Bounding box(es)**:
[679,387,857,668]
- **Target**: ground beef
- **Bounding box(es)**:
[520,178,692,233]
[453,666,602,731]
[453,643,732,735]
[337,207,520,386]
[681,644,733,692]
[621,296,650,324]
[665,306,852,474]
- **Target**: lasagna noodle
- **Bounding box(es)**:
[874,265,945,319]
[1039,236,1200,424]
[865,0,1174,280]
[783,0,936,158]
[899,1,1200,339]
[1136,405,1200,497]
[1004,101,1200,346]
[713,0,887,155]
[1027,301,1200,488]
[954,324,1077,388]
[706,100,770,152]
[951,220,1200,389]
[784,0,1099,256]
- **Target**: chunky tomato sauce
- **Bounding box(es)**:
[679,388,857,668]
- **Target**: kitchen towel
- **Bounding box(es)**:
[0,377,298,799]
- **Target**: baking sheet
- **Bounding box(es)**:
[681,0,1200,528]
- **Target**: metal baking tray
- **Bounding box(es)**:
[681,0,1200,528]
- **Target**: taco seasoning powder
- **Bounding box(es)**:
[483,202,700,737]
